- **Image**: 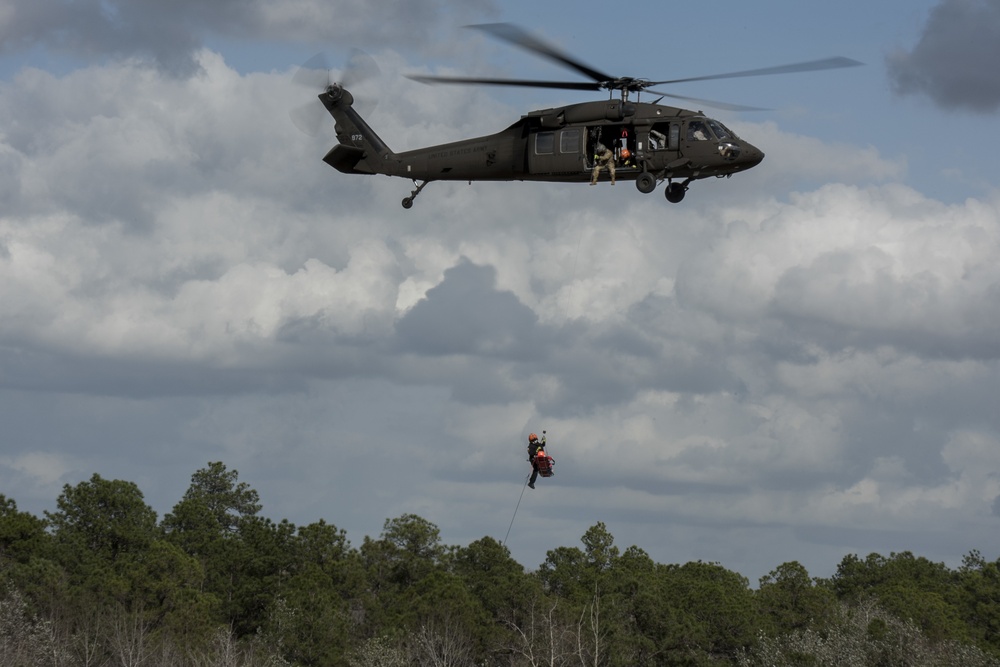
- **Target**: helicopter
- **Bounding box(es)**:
[292,23,861,209]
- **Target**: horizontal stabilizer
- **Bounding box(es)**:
[323,144,371,174]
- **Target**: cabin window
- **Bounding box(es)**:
[535,132,554,155]
[649,123,671,150]
[559,129,581,154]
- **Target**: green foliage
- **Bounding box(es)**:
[956,551,1000,657]
[826,551,972,645]
[658,560,757,663]
[46,473,159,566]
[757,561,838,634]
[380,513,444,566]
[162,461,278,638]
[581,521,620,572]
[3,465,1000,666]
[124,538,219,645]
[538,544,590,600]
[452,536,535,620]
[0,495,50,565]
[451,536,539,662]
[360,513,445,606]
[168,461,262,534]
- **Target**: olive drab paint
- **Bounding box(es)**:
[298,23,860,209]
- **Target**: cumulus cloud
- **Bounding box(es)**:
[729,120,906,191]
[0,0,498,75]
[0,451,72,486]
[887,0,1000,113]
[3,48,1000,580]
[677,184,1000,360]
[396,259,544,359]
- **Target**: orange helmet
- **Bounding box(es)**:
[528,433,538,442]
[620,148,631,160]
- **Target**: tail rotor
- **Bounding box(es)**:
[289,50,380,137]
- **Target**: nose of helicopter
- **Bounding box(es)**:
[742,143,765,168]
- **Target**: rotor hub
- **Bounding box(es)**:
[324,83,345,102]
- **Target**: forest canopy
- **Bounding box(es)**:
[2,462,999,666]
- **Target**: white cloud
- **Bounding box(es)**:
[732,119,907,188]
[677,183,1000,358]
[0,451,73,486]
[2,49,1000,581]
[0,0,500,75]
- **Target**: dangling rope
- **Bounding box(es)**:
[503,474,531,547]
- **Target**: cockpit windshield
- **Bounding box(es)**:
[708,119,738,140]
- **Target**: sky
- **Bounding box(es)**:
[2,0,1000,585]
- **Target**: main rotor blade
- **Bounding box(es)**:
[645,89,769,112]
[650,56,863,86]
[467,23,615,84]
[407,74,602,91]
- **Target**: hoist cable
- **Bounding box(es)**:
[503,474,530,547]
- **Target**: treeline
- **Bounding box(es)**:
[2,462,1000,667]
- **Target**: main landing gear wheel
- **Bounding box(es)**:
[635,172,656,194]
[665,182,687,203]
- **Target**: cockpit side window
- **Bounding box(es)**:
[687,120,712,141]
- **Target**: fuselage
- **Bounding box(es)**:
[320,88,763,204]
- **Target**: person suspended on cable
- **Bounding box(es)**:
[527,431,554,489]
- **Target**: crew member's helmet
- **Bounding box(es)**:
[528,433,538,442]
[620,148,631,160]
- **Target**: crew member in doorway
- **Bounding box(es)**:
[590,142,615,185]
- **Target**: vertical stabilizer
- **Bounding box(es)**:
[320,87,394,175]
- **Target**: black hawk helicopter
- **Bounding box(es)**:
[292,24,861,209]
